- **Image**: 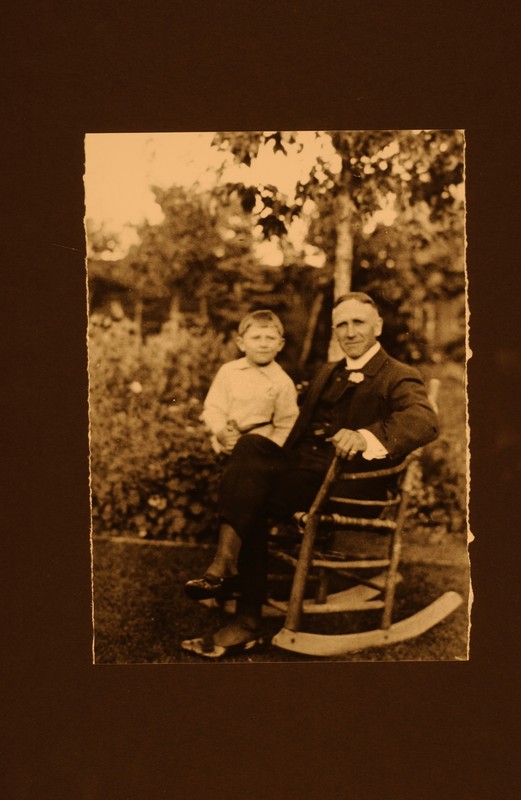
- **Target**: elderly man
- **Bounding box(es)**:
[182,292,438,658]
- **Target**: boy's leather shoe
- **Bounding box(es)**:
[184,573,242,601]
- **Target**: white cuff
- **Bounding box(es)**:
[358,429,388,460]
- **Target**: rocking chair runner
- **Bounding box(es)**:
[268,447,463,656]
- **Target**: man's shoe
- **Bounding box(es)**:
[184,573,242,601]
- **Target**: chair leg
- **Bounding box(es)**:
[314,568,328,604]
[285,515,320,632]
[381,488,410,629]
[284,458,340,632]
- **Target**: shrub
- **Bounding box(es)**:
[89,314,235,540]
[408,363,467,535]
[413,441,467,533]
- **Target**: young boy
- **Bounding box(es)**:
[184,311,298,608]
[201,310,299,454]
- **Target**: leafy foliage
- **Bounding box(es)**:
[213,130,463,234]
[414,441,467,534]
[89,315,236,540]
[408,363,467,535]
[212,130,465,361]
[123,185,221,301]
[94,183,303,341]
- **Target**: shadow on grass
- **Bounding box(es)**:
[92,537,470,664]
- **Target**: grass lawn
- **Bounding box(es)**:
[92,532,470,664]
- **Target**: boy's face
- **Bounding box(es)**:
[237,323,284,366]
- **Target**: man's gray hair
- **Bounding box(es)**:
[333,292,379,310]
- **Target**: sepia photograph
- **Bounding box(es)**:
[7,0,521,791]
[85,130,469,663]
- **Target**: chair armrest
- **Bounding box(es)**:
[336,451,418,481]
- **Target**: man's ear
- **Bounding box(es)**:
[375,315,383,337]
[277,337,285,353]
[236,335,246,353]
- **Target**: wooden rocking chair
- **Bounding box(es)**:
[269,449,462,656]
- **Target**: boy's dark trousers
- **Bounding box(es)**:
[218,434,324,604]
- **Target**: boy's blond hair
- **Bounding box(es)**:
[238,309,284,337]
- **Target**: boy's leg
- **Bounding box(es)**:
[215,434,287,600]
[217,434,287,538]
[205,522,241,578]
[185,434,286,600]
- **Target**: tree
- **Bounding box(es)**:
[85,218,122,259]
[211,129,465,360]
[124,185,221,303]
[89,182,303,349]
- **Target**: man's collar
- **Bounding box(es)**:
[345,342,381,370]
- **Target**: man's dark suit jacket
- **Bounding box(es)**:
[284,347,438,461]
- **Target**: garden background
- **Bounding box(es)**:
[86,130,466,549]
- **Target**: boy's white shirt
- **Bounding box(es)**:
[201,356,299,453]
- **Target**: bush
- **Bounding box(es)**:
[408,362,467,535]
[89,314,235,540]
[413,441,467,533]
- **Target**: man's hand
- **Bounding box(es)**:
[328,428,367,459]
[216,420,241,454]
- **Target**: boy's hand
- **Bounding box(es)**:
[216,421,241,453]
[328,429,367,459]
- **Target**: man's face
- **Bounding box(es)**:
[332,299,383,359]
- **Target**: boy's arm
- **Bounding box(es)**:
[201,366,242,453]
[270,378,300,447]
[200,366,230,436]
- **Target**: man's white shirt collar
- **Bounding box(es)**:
[345,342,381,370]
